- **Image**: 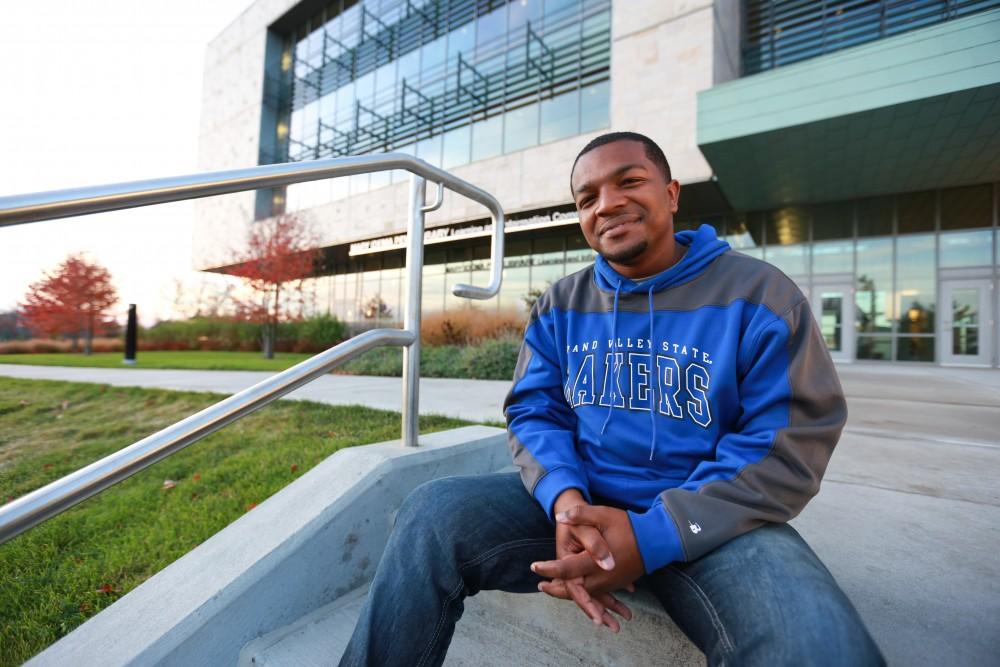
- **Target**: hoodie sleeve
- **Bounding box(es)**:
[504,302,591,518]
[627,298,847,573]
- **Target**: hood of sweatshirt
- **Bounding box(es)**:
[593,224,731,294]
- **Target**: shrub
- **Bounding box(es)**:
[421,308,526,346]
[460,339,519,380]
[0,337,122,354]
[420,345,463,377]
[140,315,346,353]
[334,340,518,380]
[337,347,403,376]
[281,314,347,352]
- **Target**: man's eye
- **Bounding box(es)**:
[622,178,641,186]
[578,197,594,208]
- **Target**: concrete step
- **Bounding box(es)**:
[240,586,703,666]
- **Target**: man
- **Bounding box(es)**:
[340,132,883,666]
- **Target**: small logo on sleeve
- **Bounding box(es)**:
[688,521,702,535]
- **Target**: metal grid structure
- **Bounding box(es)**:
[743,0,1000,75]
[283,0,611,162]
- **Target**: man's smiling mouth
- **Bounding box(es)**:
[599,216,642,238]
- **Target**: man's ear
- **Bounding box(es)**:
[668,180,681,214]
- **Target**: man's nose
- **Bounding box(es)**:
[594,187,626,216]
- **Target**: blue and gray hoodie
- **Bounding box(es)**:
[504,224,846,573]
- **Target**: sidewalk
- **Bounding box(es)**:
[1,361,998,441]
[0,364,511,424]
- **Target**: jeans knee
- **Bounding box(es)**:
[394,477,471,553]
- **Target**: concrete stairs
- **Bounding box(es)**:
[240,586,703,666]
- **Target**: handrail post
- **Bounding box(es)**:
[402,173,426,446]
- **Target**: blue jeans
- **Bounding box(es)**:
[340,473,883,666]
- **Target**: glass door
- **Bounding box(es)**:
[941,280,993,366]
[811,284,854,362]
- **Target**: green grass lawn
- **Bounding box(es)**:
[0,350,312,372]
[0,377,469,665]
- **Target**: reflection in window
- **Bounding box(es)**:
[812,241,852,274]
[540,89,580,144]
[472,115,503,162]
[765,245,807,277]
[855,237,892,334]
[580,81,610,133]
[379,268,402,325]
[896,336,934,363]
[500,240,532,313]
[896,234,935,334]
[421,264,446,314]
[442,125,472,169]
[504,103,540,153]
[417,134,443,167]
[857,336,892,361]
[941,229,993,267]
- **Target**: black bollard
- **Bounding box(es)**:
[124,304,137,365]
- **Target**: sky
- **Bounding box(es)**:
[0,0,256,325]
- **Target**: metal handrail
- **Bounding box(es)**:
[0,154,505,545]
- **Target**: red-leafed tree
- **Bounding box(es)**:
[229,214,323,359]
[19,254,118,355]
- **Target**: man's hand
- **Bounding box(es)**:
[533,504,645,629]
[540,492,638,632]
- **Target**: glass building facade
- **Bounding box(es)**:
[243,0,1000,366]
[277,0,611,212]
[307,181,998,366]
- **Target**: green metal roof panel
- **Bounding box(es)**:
[696,9,1000,210]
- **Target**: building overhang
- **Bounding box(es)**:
[697,9,1000,211]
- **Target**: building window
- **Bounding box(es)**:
[282,0,611,212]
[742,0,1000,75]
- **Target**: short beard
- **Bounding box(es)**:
[600,239,648,265]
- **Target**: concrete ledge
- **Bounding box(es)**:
[27,426,508,667]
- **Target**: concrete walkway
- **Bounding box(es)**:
[0,364,511,424]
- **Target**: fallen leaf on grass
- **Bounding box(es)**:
[161,480,177,491]
[190,492,199,500]
[43,464,53,471]
[19,400,29,406]
[79,602,93,613]
[192,473,201,481]
[246,502,257,511]
[290,464,299,473]
[97,584,115,594]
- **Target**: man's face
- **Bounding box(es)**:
[570,140,679,275]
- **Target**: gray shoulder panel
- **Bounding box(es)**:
[646,251,804,315]
[659,298,846,562]
[534,265,607,318]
